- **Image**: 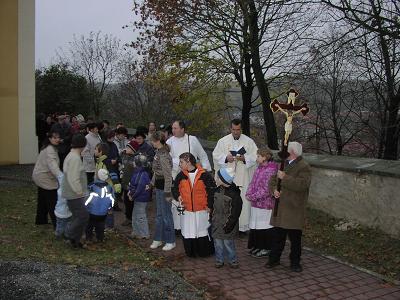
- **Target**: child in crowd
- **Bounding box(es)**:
[85,168,115,242]
[246,148,278,258]
[212,167,242,268]
[114,126,129,155]
[95,143,121,228]
[129,154,152,239]
[120,140,140,226]
[54,175,72,239]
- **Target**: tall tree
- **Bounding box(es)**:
[321,0,400,159]
[58,31,122,119]
[36,64,90,116]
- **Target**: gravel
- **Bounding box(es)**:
[0,260,203,300]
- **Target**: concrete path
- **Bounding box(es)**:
[115,200,400,300]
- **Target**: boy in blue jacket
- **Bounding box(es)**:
[85,168,115,242]
[128,154,151,239]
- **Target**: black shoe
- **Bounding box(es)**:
[265,260,280,268]
[175,229,181,236]
[290,264,303,272]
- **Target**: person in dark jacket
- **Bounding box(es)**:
[85,168,115,242]
[120,140,140,226]
[51,115,73,168]
[128,154,152,239]
[212,167,243,269]
[134,132,155,163]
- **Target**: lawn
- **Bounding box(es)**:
[0,186,150,267]
[304,207,400,282]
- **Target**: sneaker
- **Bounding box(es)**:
[215,262,224,268]
[229,261,239,269]
[150,240,163,249]
[252,249,270,258]
[249,248,260,255]
[162,243,176,251]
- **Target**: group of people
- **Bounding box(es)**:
[32,115,311,272]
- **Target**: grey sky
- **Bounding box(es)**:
[35,0,137,67]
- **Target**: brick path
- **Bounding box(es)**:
[114,201,400,300]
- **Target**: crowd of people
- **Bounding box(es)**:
[32,114,311,272]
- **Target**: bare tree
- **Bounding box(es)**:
[321,0,400,159]
[58,31,122,119]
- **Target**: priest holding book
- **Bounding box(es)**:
[212,119,258,232]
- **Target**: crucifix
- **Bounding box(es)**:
[270,88,309,216]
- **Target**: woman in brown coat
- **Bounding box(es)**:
[32,130,63,227]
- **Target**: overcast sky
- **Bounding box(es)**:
[35,0,137,67]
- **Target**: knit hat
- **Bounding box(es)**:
[134,154,148,168]
[126,140,139,152]
[75,114,85,123]
[97,168,109,181]
[71,133,87,148]
[217,167,235,185]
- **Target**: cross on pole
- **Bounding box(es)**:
[270,88,310,216]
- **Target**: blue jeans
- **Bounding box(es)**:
[214,238,237,264]
[132,202,149,238]
[55,217,71,237]
[154,189,175,244]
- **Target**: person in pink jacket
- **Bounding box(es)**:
[245,148,278,258]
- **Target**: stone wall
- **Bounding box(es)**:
[200,139,400,238]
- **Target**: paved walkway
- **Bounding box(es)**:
[114,200,400,300]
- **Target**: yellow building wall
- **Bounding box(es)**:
[0,0,19,164]
[0,0,36,165]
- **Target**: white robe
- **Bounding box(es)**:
[212,133,258,231]
[166,134,211,229]
[249,207,273,230]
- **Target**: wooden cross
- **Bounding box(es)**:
[270,88,309,216]
[270,88,310,146]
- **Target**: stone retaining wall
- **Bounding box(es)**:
[200,139,400,238]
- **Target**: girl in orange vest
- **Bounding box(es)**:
[172,152,216,257]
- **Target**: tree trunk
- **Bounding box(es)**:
[242,0,279,149]
[383,93,400,159]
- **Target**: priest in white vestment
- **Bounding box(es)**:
[166,121,211,230]
[212,119,258,232]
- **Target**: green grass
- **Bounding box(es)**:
[0,186,151,267]
[304,207,400,281]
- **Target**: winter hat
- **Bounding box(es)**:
[134,154,148,168]
[217,167,235,185]
[126,140,140,152]
[97,168,109,181]
[75,114,85,123]
[71,133,87,148]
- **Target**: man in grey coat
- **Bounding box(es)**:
[62,134,89,248]
[267,141,311,272]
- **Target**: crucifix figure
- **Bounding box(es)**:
[270,88,309,146]
[269,88,309,216]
